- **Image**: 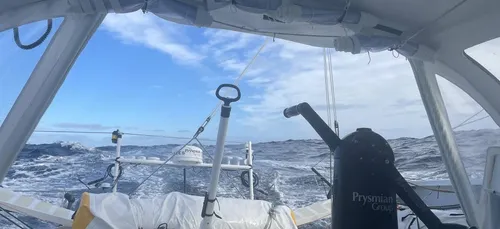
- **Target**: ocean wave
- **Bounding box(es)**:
[2,129,500,228]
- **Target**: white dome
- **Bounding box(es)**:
[171,145,203,164]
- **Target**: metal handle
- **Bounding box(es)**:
[283,102,341,151]
[216,84,241,106]
[283,105,300,118]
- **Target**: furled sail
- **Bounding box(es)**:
[72,191,298,229]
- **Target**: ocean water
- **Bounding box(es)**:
[1,129,499,228]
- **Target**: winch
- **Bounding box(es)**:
[332,127,397,228]
[284,102,472,229]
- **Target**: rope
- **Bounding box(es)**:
[322,48,339,191]
[0,206,33,229]
[34,130,110,134]
[310,145,331,194]
[423,108,490,137]
[127,139,195,196]
[453,115,490,129]
[240,171,259,188]
[453,109,484,129]
[312,173,329,197]
[407,181,455,193]
[323,48,332,128]
[23,40,267,198]
[86,163,124,188]
[312,46,338,192]
[327,49,339,135]
[323,48,332,189]
[192,38,269,139]
[195,140,247,199]
[457,115,490,128]
[212,20,342,39]
[33,130,244,144]
[396,0,469,49]
[263,203,286,229]
[193,138,215,161]
[223,172,247,199]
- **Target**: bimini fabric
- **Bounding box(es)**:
[0,0,421,55]
[72,191,297,229]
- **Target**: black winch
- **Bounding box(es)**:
[332,127,397,228]
[283,102,473,229]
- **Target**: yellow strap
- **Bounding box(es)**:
[290,210,297,225]
[72,192,94,229]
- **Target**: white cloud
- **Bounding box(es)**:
[210,37,498,139]
[93,12,499,141]
[102,12,204,64]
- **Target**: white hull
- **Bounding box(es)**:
[0,187,73,227]
[407,179,483,210]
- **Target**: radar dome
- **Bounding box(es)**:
[171,145,203,164]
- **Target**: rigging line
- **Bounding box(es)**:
[20,161,98,165]
[0,206,33,229]
[406,181,455,194]
[182,143,230,196]
[310,151,332,188]
[7,189,80,193]
[323,48,332,128]
[127,139,195,196]
[125,50,266,196]
[327,49,338,126]
[456,115,490,129]
[0,212,26,229]
[194,138,215,161]
[323,48,334,187]
[399,0,469,47]
[329,141,333,186]
[34,130,109,134]
[313,155,328,168]
[313,174,328,197]
[223,172,247,199]
[452,108,484,129]
[325,48,336,186]
[195,139,246,199]
[33,130,244,144]
[192,38,269,139]
[212,20,343,38]
[124,132,201,139]
[124,132,243,144]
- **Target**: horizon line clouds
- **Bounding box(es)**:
[1,11,499,146]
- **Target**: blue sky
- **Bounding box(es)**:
[1,12,498,146]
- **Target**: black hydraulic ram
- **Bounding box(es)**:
[283,102,473,229]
